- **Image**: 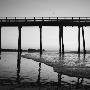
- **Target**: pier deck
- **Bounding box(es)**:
[0,17,90,26]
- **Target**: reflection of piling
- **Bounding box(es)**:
[58,74,62,87]
[36,55,42,89]
[83,54,86,62]
[0,26,1,54]
[37,55,42,89]
[18,26,22,53]
[76,77,83,89]
[59,26,64,54]
[17,52,21,84]
[37,62,41,85]
[39,26,42,55]
[58,54,63,88]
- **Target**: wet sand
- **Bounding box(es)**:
[1,52,90,90]
[0,83,90,90]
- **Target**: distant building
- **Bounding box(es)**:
[28,48,45,52]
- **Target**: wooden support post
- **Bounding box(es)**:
[39,26,42,55]
[82,27,86,54]
[78,26,80,54]
[61,26,64,54]
[0,26,1,54]
[59,26,64,54]
[18,26,22,53]
[59,26,61,53]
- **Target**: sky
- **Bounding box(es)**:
[1,0,90,51]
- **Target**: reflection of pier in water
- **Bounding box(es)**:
[0,17,90,54]
[57,54,85,89]
[18,53,90,89]
[54,54,87,78]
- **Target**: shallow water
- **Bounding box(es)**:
[0,51,90,87]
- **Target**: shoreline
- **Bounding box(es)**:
[0,82,90,90]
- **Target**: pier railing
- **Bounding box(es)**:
[0,17,90,23]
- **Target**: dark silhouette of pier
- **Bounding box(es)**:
[0,17,90,54]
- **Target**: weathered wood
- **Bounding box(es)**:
[1,17,90,26]
[0,26,1,54]
[39,26,42,55]
[59,26,61,53]
[18,26,22,53]
[82,27,86,54]
[61,26,64,54]
[59,26,64,54]
[78,26,80,53]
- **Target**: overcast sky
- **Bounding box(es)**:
[0,0,90,17]
[1,0,90,51]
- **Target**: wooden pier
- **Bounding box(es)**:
[0,17,90,54]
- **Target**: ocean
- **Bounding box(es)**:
[0,51,90,89]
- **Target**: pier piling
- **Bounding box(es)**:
[0,26,1,54]
[78,26,80,53]
[61,26,64,54]
[59,26,61,53]
[18,26,22,53]
[39,26,42,55]
[82,27,86,54]
[59,26,64,54]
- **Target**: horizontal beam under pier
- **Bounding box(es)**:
[1,20,90,26]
